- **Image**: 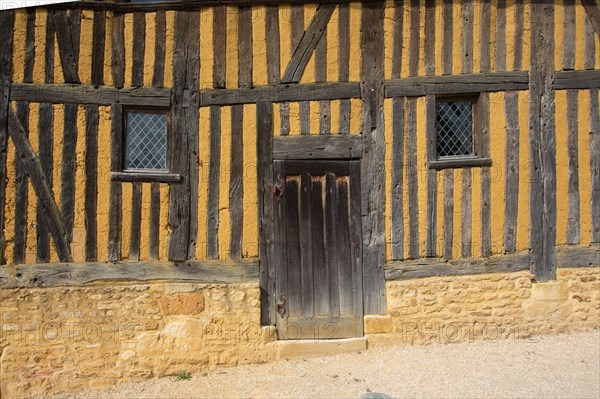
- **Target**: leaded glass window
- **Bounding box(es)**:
[124,112,168,171]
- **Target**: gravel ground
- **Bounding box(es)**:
[52,330,600,399]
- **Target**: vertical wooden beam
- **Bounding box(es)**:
[152,11,166,88]
[37,11,55,263]
[479,93,491,257]
[462,0,474,258]
[266,6,281,85]
[425,94,437,257]
[361,1,386,314]
[480,0,491,73]
[84,104,98,261]
[315,8,330,135]
[424,0,436,76]
[392,0,404,79]
[108,104,122,261]
[443,169,454,259]
[229,104,244,258]
[0,10,14,265]
[291,5,310,134]
[563,0,576,71]
[112,12,125,89]
[581,0,600,39]
[129,182,142,260]
[495,0,506,72]
[338,3,351,133]
[168,11,200,261]
[14,10,36,264]
[213,6,227,89]
[238,7,253,88]
[207,105,221,259]
[51,10,81,84]
[149,182,160,259]
[91,10,106,86]
[257,101,274,325]
[132,12,146,88]
[529,2,556,281]
[442,0,453,75]
[566,90,580,244]
[513,0,524,71]
[391,97,404,260]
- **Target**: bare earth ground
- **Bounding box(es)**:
[51,330,600,399]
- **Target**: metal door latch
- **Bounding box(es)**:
[276,294,287,317]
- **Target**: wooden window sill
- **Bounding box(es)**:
[111,172,181,183]
[428,157,492,170]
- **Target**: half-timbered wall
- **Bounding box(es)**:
[0,0,599,277]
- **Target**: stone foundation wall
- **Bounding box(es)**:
[366,268,600,346]
[1,268,598,398]
[0,282,277,398]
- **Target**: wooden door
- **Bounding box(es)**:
[273,160,363,339]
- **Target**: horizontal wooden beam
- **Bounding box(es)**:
[111,171,181,183]
[10,83,171,107]
[45,0,383,12]
[555,70,600,90]
[200,82,361,106]
[385,72,530,98]
[0,259,259,289]
[273,134,363,160]
[428,157,492,170]
[385,244,599,281]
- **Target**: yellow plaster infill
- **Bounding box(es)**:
[12,10,26,83]
[3,121,16,265]
[489,0,497,72]
[72,105,87,263]
[289,102,300,136]
[555,1,564,71]
[578,91,592,244]
[242,104,259,258]
[25,104,39,264]
[383,3,394,80]
[416,97,427,257]
[418,1,426,77]
[400,3,410,79]
[300,4,316,84]
[453,167,463,259]
[196,107,211,260]
[226,7,239,89]
[435,0,443,76]
[472,0,481,74]
[103,12,113,87]
[327,7,339,83]
[200,8,214,90]
[521,1,531,71]
[33,10,47,84]
[140,183,151,260]
[79,11,94,85]
[349,3,361,82]
[124,13,134,87]
[516,91,529,251]
[164,11,174,88]
[575,4,585,71]
[279,5,292,78]
[253,6,268,86]
[159,183,170,260]
[350,99,361,134]
[384,98,393,260]
[489,91,506,255]
[505,0,516,71]
[555,90,569,245]
[96,106,112,262]
[472,162,482,256]
[121,183,133,259]
[452,0,462,75]
[219,106,232,260]
[143,12,156,87]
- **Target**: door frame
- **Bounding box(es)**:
[272,159,364,339]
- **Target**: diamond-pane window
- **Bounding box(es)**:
[436,101,473,158]
[124,112,168,171]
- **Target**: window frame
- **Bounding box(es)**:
[427,93,492,170]
[110,107,181,183]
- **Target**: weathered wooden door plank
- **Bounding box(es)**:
[282,4,336,84]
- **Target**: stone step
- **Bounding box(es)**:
[275,337,367,360]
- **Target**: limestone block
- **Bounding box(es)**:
[159,292,205,315]
[364,315,393,334]
[531,281,568,301]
